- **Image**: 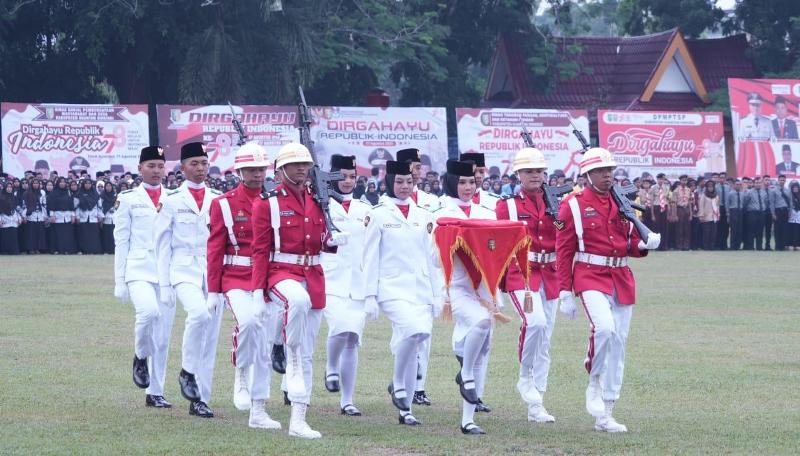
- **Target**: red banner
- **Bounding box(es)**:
[598,110,725,180]
[156,104,298,177]
[728,78,800,178]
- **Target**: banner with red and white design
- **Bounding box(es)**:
[1,103,150,178]
[309,106,448,180]
[156,104,298,177]
[728,78,800,178]
[598,110,726,180]
[455,108,589,178]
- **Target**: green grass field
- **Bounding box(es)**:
[1,252,799,455]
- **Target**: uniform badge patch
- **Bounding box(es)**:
[364,215,370,227]
[114,200,120,210]
[280,210,295,217]
[427,222,433,233]
[156,203,163,213]
[488,239,496,251]
[583,206,597,218]
[553,219,565,231]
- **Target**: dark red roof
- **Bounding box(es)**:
[488,28,759,112]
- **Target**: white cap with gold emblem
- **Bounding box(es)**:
[512,147,548,172]
[275,142,313,169]
[233,142,270,170]
[580,147,617,175]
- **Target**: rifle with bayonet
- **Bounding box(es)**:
[297,86,344,233]
[520,125,572,219]
[567,115,653,239]
[228,102,249,146]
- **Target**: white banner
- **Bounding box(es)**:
[1,103,150,178]
[456,108,590,177]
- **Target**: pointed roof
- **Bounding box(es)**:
[484,28,759,112]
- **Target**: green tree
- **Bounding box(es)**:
[615,0,724,38]
[730,0,800,75]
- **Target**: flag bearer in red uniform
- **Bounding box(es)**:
[496,147,560,423]
[250,143,347,439]
[556,148,660,433]
[207,142,280,430]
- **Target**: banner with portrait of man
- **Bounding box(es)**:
[729,78,800,178]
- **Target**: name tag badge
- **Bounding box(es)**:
[584,206,597,219]
[234,216,248,222]
[280,210,295,217]
[383,223,401,229]
[518,214,531,219]
[177,208,194,214]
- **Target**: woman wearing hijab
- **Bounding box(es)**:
[433,160,497,435]
[360,182,379,206]
[787,181,800,250]
[47,177,78,254]
[44,180,55,252]
[76,178,102,254]
[21,179,48,254]
[362,160,443,426]
[0,181,23,254]
[697,180,720,250]
[99,181,116,254]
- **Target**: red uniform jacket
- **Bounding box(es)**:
[250,184,332,309]
[207,185,261,294]
[496,190,559,300]
[556,188,647,305]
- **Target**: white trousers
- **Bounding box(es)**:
[269,279,322,405]
[510,287,558,392]
[175,282,224,404]
[226,289,274,401]
[416,337,431,392]
[581,290,633,402]
[129,280,176,396]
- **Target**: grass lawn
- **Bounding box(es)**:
[1,252,798,455]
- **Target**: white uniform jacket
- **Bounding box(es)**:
[154,183,221,288]
[362,195,443,305]
[414,189,441,212]
[321,197,372,300]
[114,185,165,285]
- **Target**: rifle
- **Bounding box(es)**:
[297,86,344,232]
[227,102,249,146]
[520,125,572,219]
[567,114,654,240]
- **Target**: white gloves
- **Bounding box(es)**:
[559,290,577,320]
[207,292,223,315]
[326,231,349,247]
[159,286,176,308]
[637,232,661,251]
[113,283,129,304]
[364,296,379,320]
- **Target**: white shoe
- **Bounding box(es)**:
[527,403,555,423]
[285,347,306,400]
[595,414,628,433]
[234,366,251,411]
[516,376,542,406]
[585,376,604,417]
[288,403,321,439]
[249,400,281,430]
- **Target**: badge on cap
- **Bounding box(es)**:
[158,147,164,157]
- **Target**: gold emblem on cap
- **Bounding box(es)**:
[157,147,164,156]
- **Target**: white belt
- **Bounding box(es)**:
[270,252,320,266]
[173,247,207,257]
[224,255,251,266]
[528,251,556,264]
[575,252,628,268]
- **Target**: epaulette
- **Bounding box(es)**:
[372,202,384,208]
[120,189,134,194]
[353,198,371,206]
[501,194,517,200]
[484,192,500,199]
[210,188,222,195]
[260,189,279,200]
[430,206,444,213]
[166,189,180,196]
[478,203,496,213]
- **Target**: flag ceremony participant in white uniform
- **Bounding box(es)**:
[113,145,174,409]
[432,159,498,435]
[395,147,438,406]
[154,142,222,418]
[322,154,373,417]
[460,152,500,210]
[362,160,443,426]
[206,142,281,430]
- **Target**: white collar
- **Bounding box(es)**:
[186,180,205,190]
